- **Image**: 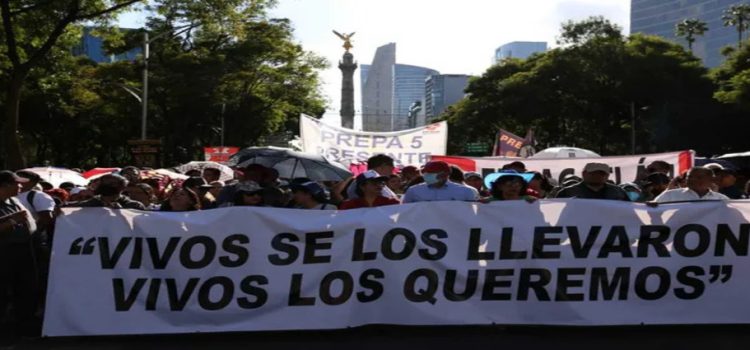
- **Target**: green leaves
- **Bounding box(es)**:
[675,18,709,51]
[443,17,721,156]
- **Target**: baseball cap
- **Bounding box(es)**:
[356,170,388,183]
[290,181,326,197]
[236,181,263,194]
[422,161,451,174]
[464,172,482,180]
[583,163,611,174]
[0,170,29,185]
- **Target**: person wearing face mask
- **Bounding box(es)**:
[65,174,146,210]
[402,161,478,203]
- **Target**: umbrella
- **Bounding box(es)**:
[175,161,234,182]
[148,169,189,181]
[19,167,88,188]
[530,147,601,159]
[227,146,352,181]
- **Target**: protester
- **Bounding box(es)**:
[527,172,555,198]
[216,164,274,206]
[184,169,202,177]
[402,161,478,203]
[160,188,201,212]
[202,168,222,184]
[261,187,288,208]
[59,182,76,193]
[38,182,53,191]
[401,165,420,184]
[502,161,527,173]
[619,182,644,202]
[464,172,490,197]
[182,176,207,194]
[65,174,146,210]
[646,160,672,175]
[45,189,70,205]
[449,165,466,184]
[69,187,94,202]
[0,171,39,338]
[654,167,729,203]
[386,174,404,195]
[486,172,536,202]
[345,155,399,200]
[124,183,158,210]
[291,182,337,210]
[715,168,745,199]
[120,166,141,185]
[207,181,224,199]
[231,181,265,207]
[555,163,629,201]
[340,171,400,209]
[14,171,56,235]
[642,172,671,201]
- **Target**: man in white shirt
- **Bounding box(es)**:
[403,161,478,203]
[15,171,56,234]
[654,167,729,203]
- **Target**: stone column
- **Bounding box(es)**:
[339,52,357,129]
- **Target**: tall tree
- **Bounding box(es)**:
[675,18,709,52]
[722,3,750,48]
[0,0,141,169]
[441,17,721,156]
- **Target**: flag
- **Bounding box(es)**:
[492,129,525,157]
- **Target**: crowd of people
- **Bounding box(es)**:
[0,153,747,341]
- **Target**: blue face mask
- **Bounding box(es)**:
[423,173,440,185]
[627,191,640,202]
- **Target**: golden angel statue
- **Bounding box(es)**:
[333,30,355,52]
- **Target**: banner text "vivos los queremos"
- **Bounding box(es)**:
[45,200,750,336]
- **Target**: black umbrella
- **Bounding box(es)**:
[227,147,352,181]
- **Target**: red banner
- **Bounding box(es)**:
[204,147,239,163]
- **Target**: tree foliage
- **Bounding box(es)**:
[443,17,730,156]
[0,0,327,168]
[675,18,709,52]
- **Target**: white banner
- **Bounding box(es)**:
[300,114,447,167]
[45,201,750,336]
[432,151,694,184]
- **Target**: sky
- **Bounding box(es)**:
[120,0,631,129]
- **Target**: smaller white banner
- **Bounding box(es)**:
[300,114,447,167]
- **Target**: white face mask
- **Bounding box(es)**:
[423,173,441,185]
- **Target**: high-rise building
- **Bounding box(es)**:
[361,43,396,132]
[494,41,547,62]
[73,27,141,63]
[392,64,439,130]
[630,0,737,67]
[361,43,439,131]
[425,74,471,122]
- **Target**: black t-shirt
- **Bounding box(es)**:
[555,182,629,201]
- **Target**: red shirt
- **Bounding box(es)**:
[339,196,400,210]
